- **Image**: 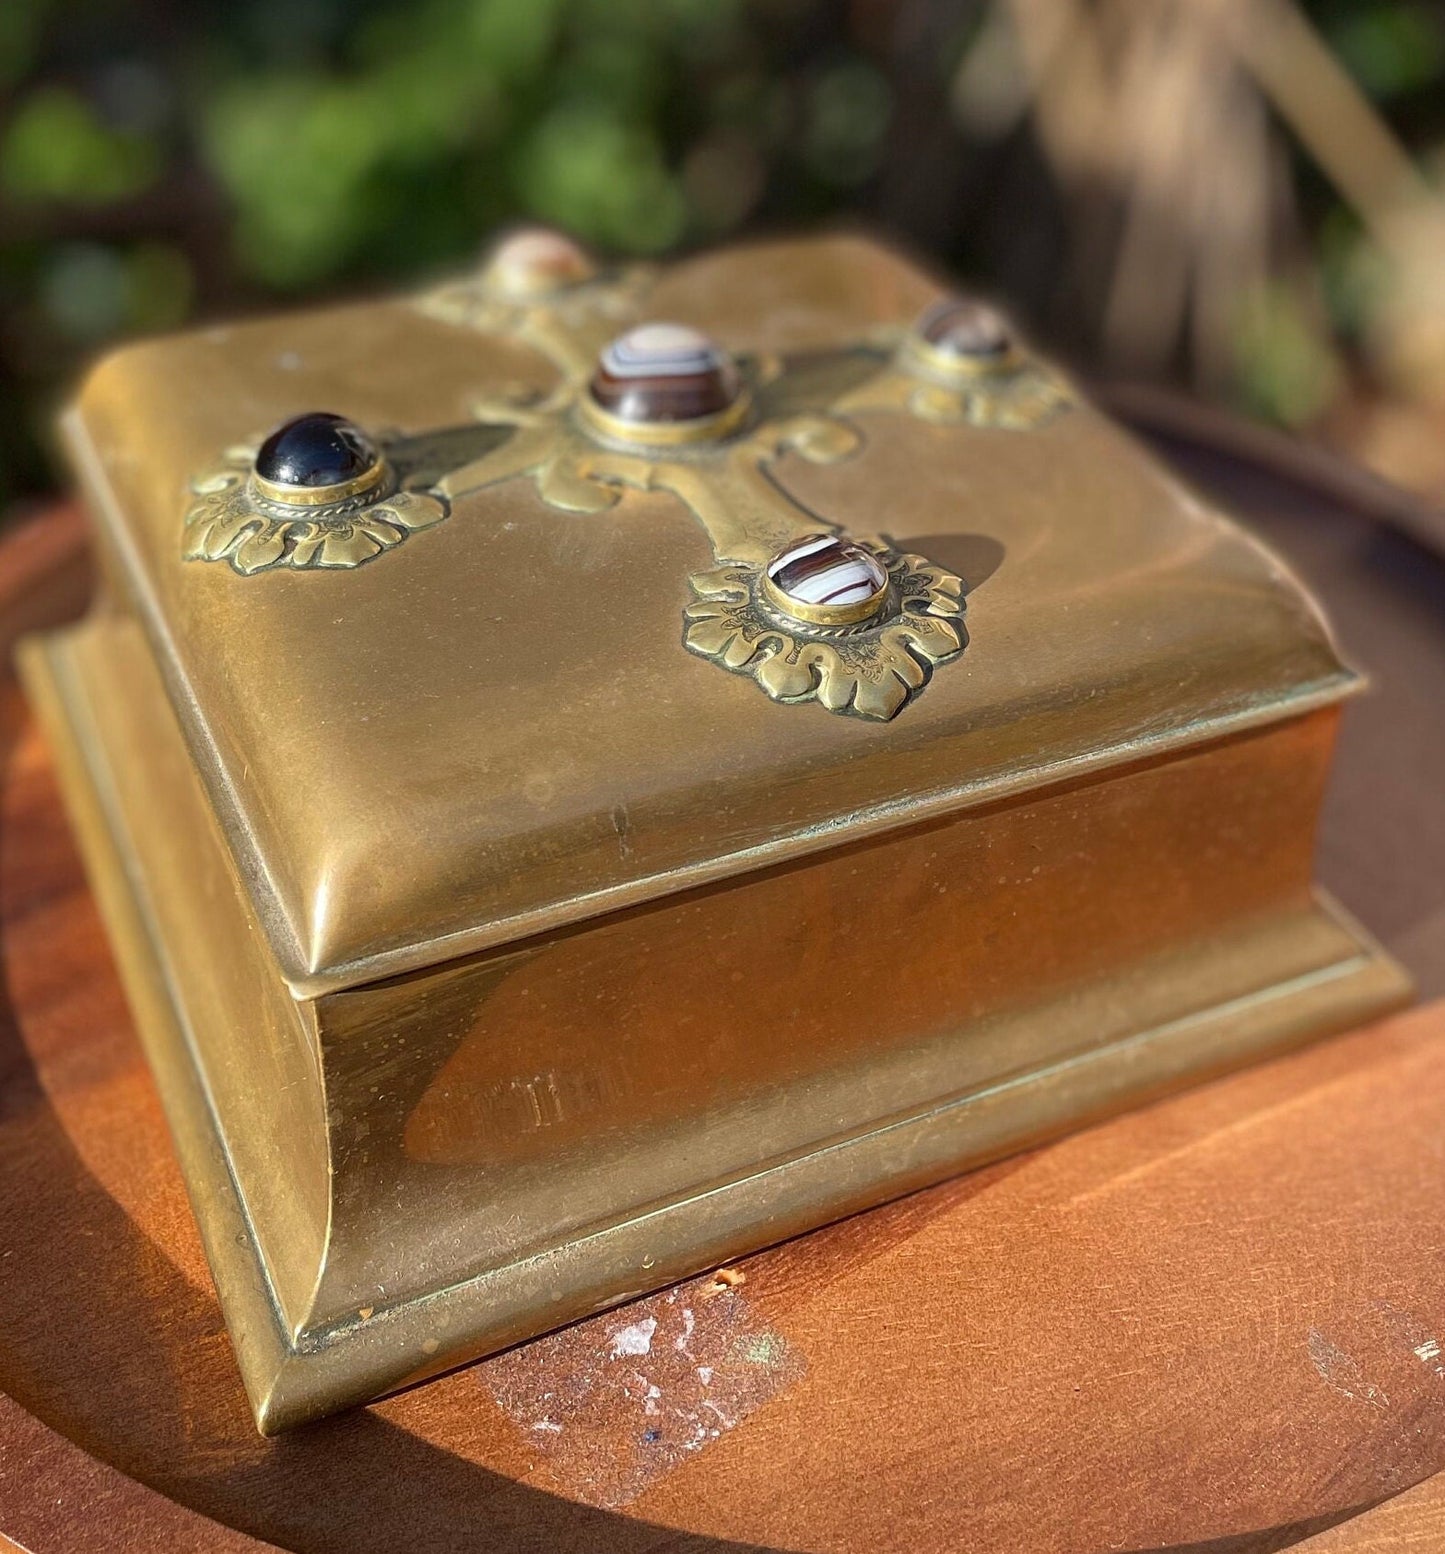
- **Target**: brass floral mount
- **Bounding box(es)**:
[685,541,966,720]
[184,433,450,574]
[842,329,1073,431]
[182,233,1075,717]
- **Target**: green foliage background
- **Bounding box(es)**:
[1,0,1442,512]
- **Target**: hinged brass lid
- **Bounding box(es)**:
[63,235,1354,995]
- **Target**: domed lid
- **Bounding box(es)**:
[64,235,1354,992]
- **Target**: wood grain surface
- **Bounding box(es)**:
[0,417,1442,1553]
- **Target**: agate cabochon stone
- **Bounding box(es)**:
[254,413,380,490]
[917,298,1012,361]
[485,229,595,297]
[589,323,742,424]
[766,534,889,611]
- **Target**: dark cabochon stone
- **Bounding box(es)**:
[255,412,380,489]
[917,298,1012,360]
[589,323,742,424]
[767,535,888,609]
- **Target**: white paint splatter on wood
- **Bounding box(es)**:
[481,1275,804,1508]
[609,1317,657,1359]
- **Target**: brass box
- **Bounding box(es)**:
[19,234,1409,1432]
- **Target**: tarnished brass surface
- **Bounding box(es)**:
[21,234,1412,1431]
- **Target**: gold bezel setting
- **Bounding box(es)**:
[829,328,1074,432]
[577,383,753,449]
[761,544,891,627]
[185,441,449,574]
[900,331,1025,386]
[250,457,389,509]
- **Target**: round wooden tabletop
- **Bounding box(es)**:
[1,412,1443,1553]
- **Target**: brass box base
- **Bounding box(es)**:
[22,617,1411,1433]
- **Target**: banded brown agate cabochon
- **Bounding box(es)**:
[589,323,742,424]
[917,298,1012,360]
[767,535,888,611]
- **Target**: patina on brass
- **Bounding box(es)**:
[18,233,1412,1433]
[415,231,653,379]
[187,264,977,714]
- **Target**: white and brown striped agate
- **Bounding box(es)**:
[916,298,1012,361]
[589,323,742,424]
[766,534,889,612]
[484,229,595,298]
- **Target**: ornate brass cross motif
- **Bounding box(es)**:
[435,346,969,721]
[184,239,1077,719]
[413,254,1077,717]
